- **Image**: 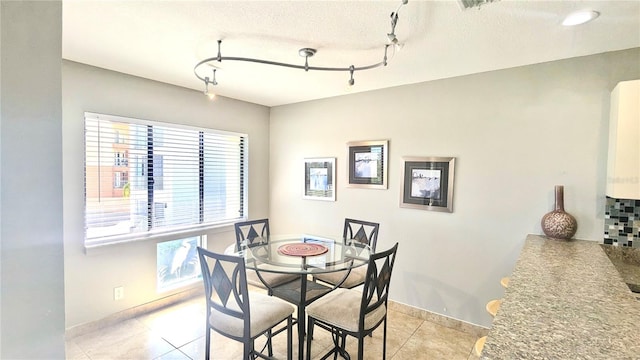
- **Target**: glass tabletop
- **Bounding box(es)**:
[227,235,371,275]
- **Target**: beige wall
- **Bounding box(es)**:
[62,61,271,329]
[1,1,65,357]
[60,48,640,330]
[269,48,640,327]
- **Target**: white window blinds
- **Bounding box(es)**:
[84,112,246,247]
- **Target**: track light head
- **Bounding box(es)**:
[348,65,355,87]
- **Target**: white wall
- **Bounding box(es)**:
[269,48,640,327]
[62,61,270,329]
[1,1,65,357]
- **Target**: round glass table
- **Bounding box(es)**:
[227,235,371,359]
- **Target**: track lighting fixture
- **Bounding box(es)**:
[194,0,408,97]
[203,69,217,99]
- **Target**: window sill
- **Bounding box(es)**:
[83,222,236,254]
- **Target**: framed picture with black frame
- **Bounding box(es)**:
[303,157,336,201]
[347,140,388,189]
[400,156,455,212]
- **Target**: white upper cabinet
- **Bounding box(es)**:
[606,79,640,199]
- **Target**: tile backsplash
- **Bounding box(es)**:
[604,197,640,247]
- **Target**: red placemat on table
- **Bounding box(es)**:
[277,243,328,257]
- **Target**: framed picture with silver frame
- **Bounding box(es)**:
[347,140,388,189]
[304,157,336,201]
[400,156,455,212]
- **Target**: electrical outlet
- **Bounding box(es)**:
[114,286,124,301]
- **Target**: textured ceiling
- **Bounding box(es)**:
[62,0,640,107]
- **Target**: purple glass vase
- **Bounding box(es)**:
[541,185,578,240]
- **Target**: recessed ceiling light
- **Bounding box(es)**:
[562,10,600,26]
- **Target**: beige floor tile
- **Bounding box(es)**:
[392,321,476,360]
[340,327,405,359]
[67,287,479,360]
[153,348,191,360]
[175,337,206,359]
[73,319,175,359]
[65,340,90,360]
[179,331,295,360]
[306,317,410,360]
[138,296,206,348]
[179,334,243,359]
[387,309,425,336]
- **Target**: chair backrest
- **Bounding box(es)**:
[343,218,380,251]
[359,242,398,331]
[234,218,270,250]
[197,246,251,340]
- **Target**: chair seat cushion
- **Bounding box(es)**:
[247,269,299,289]
[314,266,366,289]
[306,288,386,333]
[209,292,294,338]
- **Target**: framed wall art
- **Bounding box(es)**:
[400,156,455,212]
[303,157,336,201]
[347,140,388,189]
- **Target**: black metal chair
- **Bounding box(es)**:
[305,243,399,360]
[234,218,271,250]
[314,218,380,289]
[234,219,299,291]
[197,246,294,360]
[343,218,380,251]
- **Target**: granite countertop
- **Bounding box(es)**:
[600,244,640,292]
[481,234,640,359]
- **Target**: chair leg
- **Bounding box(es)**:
[336,331,350,360]
[382,318,388,360]
[205,327,211,360]
[267,329,273,356]
[287,315,293,360]
[244,340,252,360]
[306,318,314,360]
[357,336,364,360]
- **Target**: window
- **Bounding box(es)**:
[157,235,204,291]
[84,112,247,247]
[114,151,128,166]
[113,172,125,189]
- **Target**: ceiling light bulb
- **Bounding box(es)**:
[203,78,216,99]
[562,10,600,26]
[203,77,210,96]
